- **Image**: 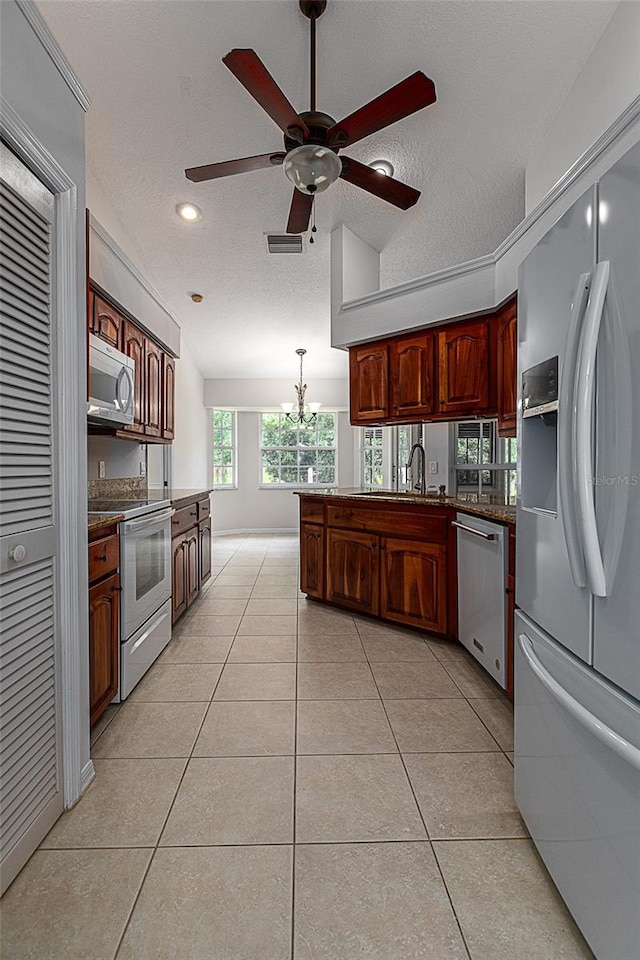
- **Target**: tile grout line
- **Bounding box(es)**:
[357,618,474,960]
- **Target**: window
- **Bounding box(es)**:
[260,412,337,486]
[361,427,384,487]
[212,410,237,487]
[453,420,517,503]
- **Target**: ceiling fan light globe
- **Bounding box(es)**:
[284,144,341,195]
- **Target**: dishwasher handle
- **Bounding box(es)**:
[451,520,495,541]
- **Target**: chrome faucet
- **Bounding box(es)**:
[406,442,426,495]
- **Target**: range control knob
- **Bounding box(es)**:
[9,544,27,563]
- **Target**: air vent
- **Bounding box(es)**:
[266,234,303,254]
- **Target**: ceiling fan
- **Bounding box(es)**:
[184,0,436,235]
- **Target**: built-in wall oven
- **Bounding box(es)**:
[88,498,174,699]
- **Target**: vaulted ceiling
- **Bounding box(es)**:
[39,0,616,380]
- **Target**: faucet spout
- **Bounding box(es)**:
[406,442,426,495]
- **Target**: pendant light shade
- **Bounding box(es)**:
[283,144,342,195]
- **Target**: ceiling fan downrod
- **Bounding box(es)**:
[300,0,327,113]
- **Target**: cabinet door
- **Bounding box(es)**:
[172,534,187,624]
[92,294,124,348]
[496,301,517,437]
[199,518,212,588]
[162,353,175,440]
[326,528,379,615]
[89,572,120,725]
[438,319,489,413]
[186,530,199,607]
[144,337,162,438]
[390,333,435,419]
[300,522,324,598]
[121,319,145,435]
[349,343,389,424]
[380,537,447,633]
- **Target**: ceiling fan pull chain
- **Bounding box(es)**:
[310,196,317,242]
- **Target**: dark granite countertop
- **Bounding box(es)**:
[147,488,213,509]
[294,487,516,525]
[88,513,125,533]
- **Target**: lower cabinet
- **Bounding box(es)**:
[326,529,379,615]
[88,525,120,727]
[300,522,324,598]
[171,494,213,624]
[380,537,447,633]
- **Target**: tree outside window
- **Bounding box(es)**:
[260,412,336,486]
[212,410,236,487]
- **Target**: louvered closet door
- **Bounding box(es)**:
[0,145,62,895]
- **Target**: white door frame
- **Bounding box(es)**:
[1,96,92,807]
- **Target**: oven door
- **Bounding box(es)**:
[120,508,174,638]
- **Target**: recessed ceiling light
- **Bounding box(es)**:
[370,160,394,178]
[176,202,202,222]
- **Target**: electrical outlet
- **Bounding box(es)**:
[429,461,438,474]
[140,461,146,478]
[98,460,106,479]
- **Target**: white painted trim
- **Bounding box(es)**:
[1,97,88,810]
[15,1,91,113]
[90,215,182,329]
[80,760,96,797]
[333,96,640,345]
[213,528,298,537]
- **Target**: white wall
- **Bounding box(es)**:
[205,377,349,410]
[422,422,452,493]
[212,410,356,535]
[526,2,640,211]
[172,340,209,489]
[87,436,145,481]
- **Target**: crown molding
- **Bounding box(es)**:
[16,0,91,113]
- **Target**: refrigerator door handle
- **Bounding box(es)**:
[518,634,640,771]
[576,260,610,597]
[558,272,590,588]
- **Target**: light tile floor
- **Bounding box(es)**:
[1,534,595,960]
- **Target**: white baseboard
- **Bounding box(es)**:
[78,760,96,799]
[213,528,298,537]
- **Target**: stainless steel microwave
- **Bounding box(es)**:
[87,333,135,425]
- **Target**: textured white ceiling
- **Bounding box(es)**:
[39,0,616,380]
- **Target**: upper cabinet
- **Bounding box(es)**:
[496,300,517,437]
[389,333,436,420]
[349,299,516,429]
[438,318,489,414]
[349,343,389,423]
[88,284,176,443]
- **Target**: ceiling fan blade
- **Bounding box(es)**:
[340,157,420,210]
[185,152,285,183]
[286,189,313,234]
[223,49,309,140]
[328,71,436,148]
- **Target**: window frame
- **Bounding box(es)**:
[452,419,517,502]
[259,411,338,489]
[211,409,238,489]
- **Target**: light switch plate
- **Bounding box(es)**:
[98,460,106,478]
[429,461,438,474]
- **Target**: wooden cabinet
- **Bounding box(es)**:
[88,284,176,442]
[349,342,389,424]
[171,495,213,623]
[497,300,517,437]
[300,522,324,598]
[162,354,175,440]
[347,301,515,427]
[122,319,145,435]
[380,537,447,633]
[389,333,436,420]
[438,318,489,413]
[91,294,124,348]
[88,525,120,727]
[326,528,379,615]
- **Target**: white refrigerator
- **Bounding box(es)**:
[515,140,640,960]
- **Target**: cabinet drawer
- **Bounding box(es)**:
[300,498,325,522]
[171,503,199,536]
[326,503,448,542]
[88,534,119,582]
[197,497,210,521]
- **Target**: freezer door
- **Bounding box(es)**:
[514,611,640,960]
[593,141,640,701]
[516,186,594,662]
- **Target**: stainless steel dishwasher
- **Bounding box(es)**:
[453,512,508,689]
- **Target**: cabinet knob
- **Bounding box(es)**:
[111,584,122,593]
[98,554,108,562]
[8,544,26,563]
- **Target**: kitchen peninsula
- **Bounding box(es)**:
[296,488,516,695]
